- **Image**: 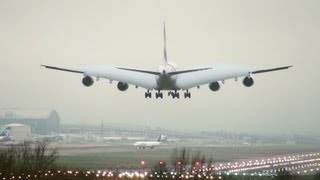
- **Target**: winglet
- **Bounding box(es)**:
[163,21,168,65]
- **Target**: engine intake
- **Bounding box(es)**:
[243,76,254,87]
[117,82,129,91]
[82,76,94,87]
[209,82,220,91]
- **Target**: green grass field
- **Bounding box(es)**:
[56,144,320,170]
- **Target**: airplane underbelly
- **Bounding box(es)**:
[156,75,177,90]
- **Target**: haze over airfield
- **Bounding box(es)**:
[0,0,319,134]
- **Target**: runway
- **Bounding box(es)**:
[213,152,320,176]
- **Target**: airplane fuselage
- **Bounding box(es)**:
[134,141,161,149]
[156,63,178,90]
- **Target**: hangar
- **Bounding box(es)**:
[0,109,60,134]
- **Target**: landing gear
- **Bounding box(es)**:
[145,90,190,99]
[155,90,163,99]
[169,90,180,99]
[184,90,191,98]
[145,90,152,98]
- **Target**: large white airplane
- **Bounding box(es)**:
[42,23,292,99]
[133,134,166,149]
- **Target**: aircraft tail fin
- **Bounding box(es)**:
[163,22,168,65]
[0,127,11,141]
[157,134,167,142]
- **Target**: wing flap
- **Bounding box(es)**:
[86,66,158,89]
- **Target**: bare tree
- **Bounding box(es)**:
[32,138,59,172]
[150,160,168,179]
[170,147,216,179]
[190,150,205,173]
[0,138,59,178]
[0,145,16,175]
[16,141,33,172]
[205,155,217,178]
[171,147,190,176]
[274,168,296,180]
[314,171,320,180]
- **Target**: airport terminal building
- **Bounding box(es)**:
[0,109,60,134]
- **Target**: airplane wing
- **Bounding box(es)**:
[41,65,158,89]
[175,64,292,90]
[42,64,292,91]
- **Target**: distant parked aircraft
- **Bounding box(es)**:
[102,136,123,142]
[134,134,166,149]
[42,23,292,99]
[0,127,11,142]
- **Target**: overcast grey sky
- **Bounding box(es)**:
[0,0,319,134]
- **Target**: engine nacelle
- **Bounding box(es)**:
[243,76,254,87]
[117,82,129,91]
[209,82,220,91]
[82,76,94,87]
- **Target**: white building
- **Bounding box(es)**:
[1,123,31,142]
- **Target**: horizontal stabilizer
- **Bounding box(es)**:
[116,67,212,75]
[116,67,161,75]
[168,68,212,75]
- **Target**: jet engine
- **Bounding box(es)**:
[243,76,254,87]
[209,82,220,91]
[117,82,129,91]
[82,76,94,87]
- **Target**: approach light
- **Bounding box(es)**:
[141,160,145,166]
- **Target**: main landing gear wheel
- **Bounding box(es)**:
[145,91,152,98]
[184,91,191,98]
[171,91,179,99]
[155,91,163,99]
